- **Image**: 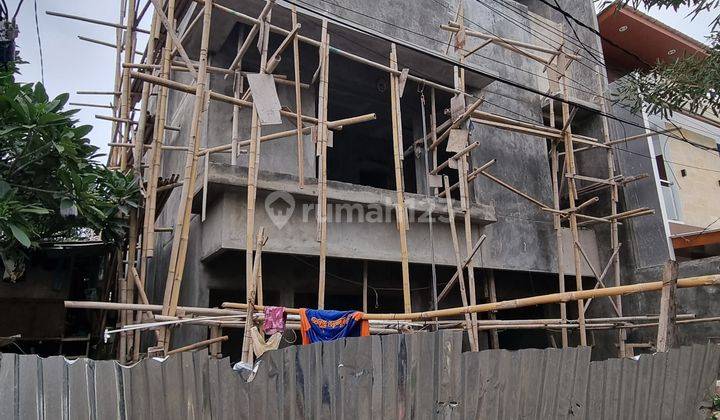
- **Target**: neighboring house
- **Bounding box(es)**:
[598,5,720,260]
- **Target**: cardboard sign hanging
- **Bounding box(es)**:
[246,73,282,125]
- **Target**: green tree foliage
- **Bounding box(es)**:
[0,65,140,282]
[604,1,719,118]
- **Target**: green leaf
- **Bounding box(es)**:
[0,179,10,198]
[34,83,48,102]
[8,223,31,247]
[74,125,93,139]
[53,92,70,109]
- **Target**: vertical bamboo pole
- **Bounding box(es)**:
[123,211,138,359]
[316,21,330,309]
[443,176,477,350]
[486,269,499,349]
[159,0,214,352]
[456,61,480,351]
[597,93,626,356]
[548,97,569,348]
[430,88,439,182]
[119,0,137,171]
[389,43,412,313]
[558,51,587,345]
[362,261,368,312]
[230,29,244,166]
[134,7,164,362]
[247,9,272,314]
[241,228,266,364]
[108,0,127,167]
[117,248,127,361]
[656,260,678,352]
[292,6,304,188]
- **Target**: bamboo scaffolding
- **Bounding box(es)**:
[558,51,587,345]
[453,62,480,350]
[159,0,214,353]
[316,22,331,308]
[220,274,720,321]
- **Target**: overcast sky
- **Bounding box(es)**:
[11,1,717,163]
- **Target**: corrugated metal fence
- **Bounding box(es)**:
[1,331,718,419]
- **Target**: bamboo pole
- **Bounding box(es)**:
[159,0,214,353]
[167,336,228,356]
[118,0,137,171]
[230,28,244,166]
[129,71,320,124]
[245,8,272,318]
[455,61,480,350]
[389,43,412,313]
[363,261,368,313]
[356,274,720,321]
[486,269,499,349]
[558,51,586,345]
[436,235,486,302]
[46,10,150,33]
[317,22,330,308]
[656,261,679,351]
[292,6,304,189]
[442,176,477,350]
[241,228,266,364]
[133,8,163,362]
[548,98,569,347]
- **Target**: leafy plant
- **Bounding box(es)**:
[601,1,720,118]
[0,64,140,282]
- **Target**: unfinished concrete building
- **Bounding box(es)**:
[53,0,720,363]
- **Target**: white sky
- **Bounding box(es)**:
[11,1,717,162]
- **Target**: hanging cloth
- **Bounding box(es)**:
[250,326,282,358]
[262,306,286,335]
[299,309,370,345]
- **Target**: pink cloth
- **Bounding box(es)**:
[263,306,286,335]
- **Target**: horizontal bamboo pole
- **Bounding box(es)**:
[209,1,462,95]
[606,127,681,146]
[358,274,720,321]
[438,159,496,198]
[198,113,376,156]
[78,36,143,55]
[47,10,150,33]
[430,141,479,175]
[130,71,321,125]
[167,336,228,355]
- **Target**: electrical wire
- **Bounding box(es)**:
[471,0,720,145]
[456,0,720,152]
[290,0,719,156]
[33,0,44,84]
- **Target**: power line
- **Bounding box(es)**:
[283,0,720,173]
[471,0,720,145]
[536,0,653,68]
